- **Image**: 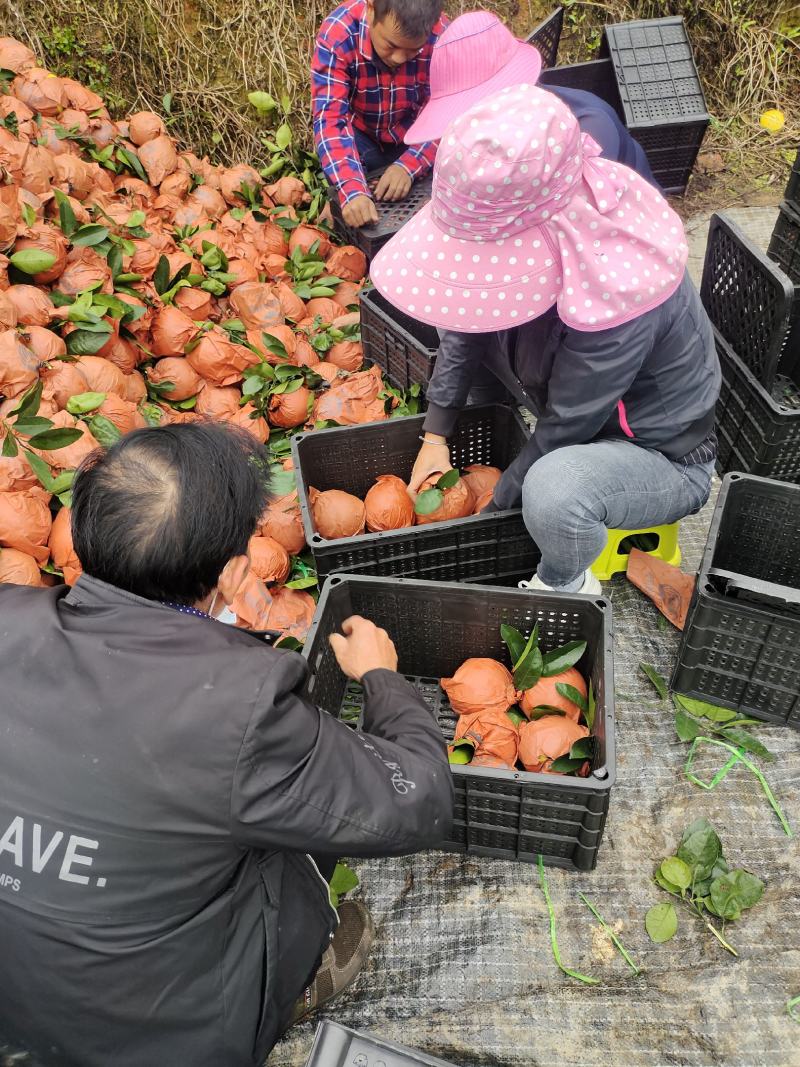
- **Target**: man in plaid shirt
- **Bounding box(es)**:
[312,0,447,228]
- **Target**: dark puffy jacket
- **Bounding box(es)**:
[0,576,453,1067]
[423,273,720,509]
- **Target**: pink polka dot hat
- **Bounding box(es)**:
[370,84,689,333]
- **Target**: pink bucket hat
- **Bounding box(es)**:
[405,11,543,145]
[370,84,689,333]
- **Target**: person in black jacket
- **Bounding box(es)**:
[0,421,453,1067]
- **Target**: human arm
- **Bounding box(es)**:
[231,624,454,857]
[491,313,655,510]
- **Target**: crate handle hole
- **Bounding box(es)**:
[329,576,342,586]
[312,535,323,544]
[595,600,607,609]
[593,767,609,780]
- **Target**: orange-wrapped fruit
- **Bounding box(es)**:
[519,667,588,722]
[441,658,518,717]
[364,475,414,532]
[518,715,590,773]
[310,488,365,540]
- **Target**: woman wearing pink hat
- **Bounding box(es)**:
[370,85,720,595]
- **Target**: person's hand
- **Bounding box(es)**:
[407,434,451,496]
[329,615,398,681]
[342,194,379,228]
[373,164,412,202]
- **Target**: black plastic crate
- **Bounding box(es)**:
[786,150,799,207]
[305,1021,456,1067]
[714,330,800,484]
[524,7,564,70]
[328,173,432,259]
[600,17,710,194]
[768,201,800,303]
[359,287,439,391]
[540,58,623,119]
[702,213,794,391]
[291,404,540,583]
[671,473,800,727]
[303,576,615,869]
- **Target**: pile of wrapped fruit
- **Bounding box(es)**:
[0,37,412,641]
[442,624,596,777]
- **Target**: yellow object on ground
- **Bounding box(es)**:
[591,522,681,581]
[759,109,785,133]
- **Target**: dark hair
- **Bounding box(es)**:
[373,0,441,39]
[71,421,270,606]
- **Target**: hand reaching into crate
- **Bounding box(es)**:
[373,164,413,202]
[342,194,380,228]
[329,615,399,681]
[408,434,452,495]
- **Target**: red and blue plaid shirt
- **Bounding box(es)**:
[312,0,447,206]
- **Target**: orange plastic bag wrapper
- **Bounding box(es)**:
[0,487,52,564]
[0,329,39,399]
[332,281,361,310]
[293,339,319,369]
[12,68,66,116]
[185,328,259,388]
[327,341,363,372]
[312,361,340,384]
[0,38,37,73]
[265,176,307,207]
[229,283,283,332]
[58,246,112,297]
[415,471,474,526]
[151,306,200,358]
[160,170,191,199]
[627,547,695,631]
[174,287,213,322]
[13,224,68,285]
[518,715,590,774]
[52,155,97,201]
[0,186,19,249]
[96,395,147,435]
[247,534,290,585]
[124,370,147,405]
[20,146,57,200]
[472,488,494,515]
[73,355,127,398]
[219,164,262,206]
[126,239,161,280]
[462,464,501,501]
[115,294,153,337]
[365,475,414,532]
[228,404,269,443]
[30,410,99,471]
[259,492,306,556]
[41,360,89,409]
[19,324,66,362]
[289,225,332,259]
[311,365,387,427]
[48,506,82,586]
[0,291,17,330]
[310,487,366,540]
[232,572,315,641]
[128,111,166,146]
[325,246,367,283]
[441,658,519,717]
[195,384,240,420]
[137,135,178,186]
[247,323,296,363]
[268,385,311,429]
[226,259,259,289]
[272,282,306,323]
[304,297,343,325]
[102,336,140,375]
[6,284,53,326]
[0,452,38,493]
[452,707,520,769]
[520,667,587,722]
[0,545,43,586]
[61,78,105,113]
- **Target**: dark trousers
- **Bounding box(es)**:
[353,127,405,176]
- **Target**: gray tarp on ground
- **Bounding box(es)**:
[273,483,800,1067]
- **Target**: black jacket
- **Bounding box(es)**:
[0,576,453,1066]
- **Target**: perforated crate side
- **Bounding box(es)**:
[328,174,433,258]
[701,213,794,391]
[539,59,623,119]
[303,576,615,869]
[786,151,800,207]
[360,287,439,391]
[524,7,563,70]
[714,331,800,484]
[768,201,800,298]
[628,122,707,194]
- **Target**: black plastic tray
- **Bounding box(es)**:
[702,213,794,392]
[303,576,615,869]
[671,473,800,727]
[786,150,799,207]
[305,1021,456,1067]
[768,201,800,298]
[524,7,564,70]
[600,16,710,193]
[359,287,439,391]
[328,172,432,259]
[539,58,624,119]
[291,404,539,584]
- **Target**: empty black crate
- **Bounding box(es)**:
[540,59,623,119]
[672,474,800,727]
[291,404,540,583]
[715,331,800,484]
[305,1021,456,1067]
[328,173,432,259]
[702,213,794,392]
[303,576,615,869]
[600,17,710,194]
[524,7,564,70]
[360,287,439,391]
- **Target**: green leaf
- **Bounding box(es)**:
[568,737,593,760]
[514,646,543,693]
[674,707,704,742]
[242,376,264,398]
[501,624,526,667]
[275,123,292,150]
[285,575,319,590]
[70,224,110,248]
[640,662,668,700]
[1,433,18,458]
[116,146,147,183]
[27,427,84,451]
[52,188,77,237]
[677,819,722,881]
[87,414,121,447]
[541,641,587,677]
[66,391,106,416]
[153,255,170,295]
[674,695,738,723]
[527,706,566,719]
[660,856,692,891]
[645,902,678,943]
[21,447,57,490]
[12,417,53,436]
[20,202,34,228]
[709,869,763,921]
[586,680,596,732]
[261,333,289,361]
[329,861,359,902]
[126,210,146,229]
[50,470,75,495]
[507,708,526,726]
[437,468,461,490]
[9,249,57,275]
[717,727,774,762]
[66,327,113,356]
[512,623,539,672]
[9,380,44,421]
[555,682,589,713]
[547,755,587,774]
[414,487,443,516]
[653,869,681,896]
[248,91,277,114]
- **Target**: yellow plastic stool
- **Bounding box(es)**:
[591,522,681,581]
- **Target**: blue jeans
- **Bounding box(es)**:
[353,128,405,176]
[521,440,714,589]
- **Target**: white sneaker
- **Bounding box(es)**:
[518,569,603,596]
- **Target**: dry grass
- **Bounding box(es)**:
[1,0,797,199]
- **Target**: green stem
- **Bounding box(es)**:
[787,993,800,1023]
[578,893,641,975]
[701,914,739,956]
[537,856,599,986]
